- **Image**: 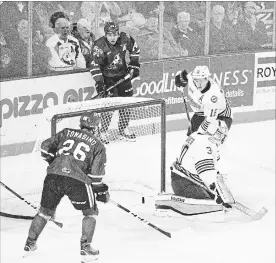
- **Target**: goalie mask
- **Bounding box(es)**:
[206,120,228,145]
[80,112,100,131]
[191,66,211,91]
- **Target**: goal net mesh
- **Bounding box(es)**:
[1,97,166,220]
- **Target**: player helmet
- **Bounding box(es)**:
[206,120,228,145]
[80,112,100,131]
[104,22,119,34]
[191,66,211,80]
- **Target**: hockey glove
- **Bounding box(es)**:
[128,63,140,79]
[95,81,107,98]
[93,183,110,203]
[41,151,55,164]
[209,183,232,209]
[175,70,188,88]
[96,191,110,203]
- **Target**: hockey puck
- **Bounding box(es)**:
[142,197,145,204]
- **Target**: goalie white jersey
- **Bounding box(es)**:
[172,132,219,188]
[187,73,232,121]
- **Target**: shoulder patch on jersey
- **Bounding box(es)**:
[211,95,218,103]
[93,46,103,57]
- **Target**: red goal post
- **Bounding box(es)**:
[49,97,167,194]
[1,97,168,221]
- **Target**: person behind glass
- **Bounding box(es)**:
[72,18,96,68]
[209,5,238,54]
[235,1,268,51]
[171,12,203,57]
[46,11,86,71]
[89,21,140,143]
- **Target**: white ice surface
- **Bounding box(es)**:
[0,120,275,263]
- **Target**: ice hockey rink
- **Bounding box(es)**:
[0,119,275,263]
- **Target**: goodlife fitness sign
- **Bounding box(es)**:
[133,54,255,114]
[0,53,256,128]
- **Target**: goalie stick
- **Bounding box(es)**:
[109,199,171,238]
[91,74,131,99]
[0,181,63,228]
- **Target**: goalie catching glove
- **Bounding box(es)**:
[175,70,188,88]
[93,183,110,203]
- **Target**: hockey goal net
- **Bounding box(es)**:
[1,97,167,220]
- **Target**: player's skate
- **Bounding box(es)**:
[119,127,136,142]
[23,237,37,257]
[80,241,99,262]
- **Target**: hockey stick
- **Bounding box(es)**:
[0,181,63,228]
[232,202,268,220]
[91,74,131,99]
[213,176,267,220]
[182,94,191,123]
[109,199,171,238]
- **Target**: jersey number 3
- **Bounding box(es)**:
[58,139,90,161]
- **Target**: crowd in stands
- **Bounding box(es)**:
[0,1,274,80]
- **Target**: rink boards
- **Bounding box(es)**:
[0,51,275,157]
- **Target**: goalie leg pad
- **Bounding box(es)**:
[155,194,223,216]
[171,171,212,200]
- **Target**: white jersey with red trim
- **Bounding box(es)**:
[187,73,232,120]
[172,133,219,187]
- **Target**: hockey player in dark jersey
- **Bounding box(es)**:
[89,21,140,143]
[175,66,233,137]
[24,112,109,262]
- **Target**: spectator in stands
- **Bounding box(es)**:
[235,1,268,51]
[0,47,13,74]
[134,1,159,19]
[117,2,136,17]
[171,12,204,57]
[164,1,206,34]
[137,16,186,61]
[53,2,83,24]
[0,31,13,79]
[118,8,146,37]
[46,12,86,71]
[33,2,56,41]
[71,18,96,68]
[0,1,42,47]
[80,1,121,38]
[209,5,238,55]
[9,19,50,77]
[225,2,241,27]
